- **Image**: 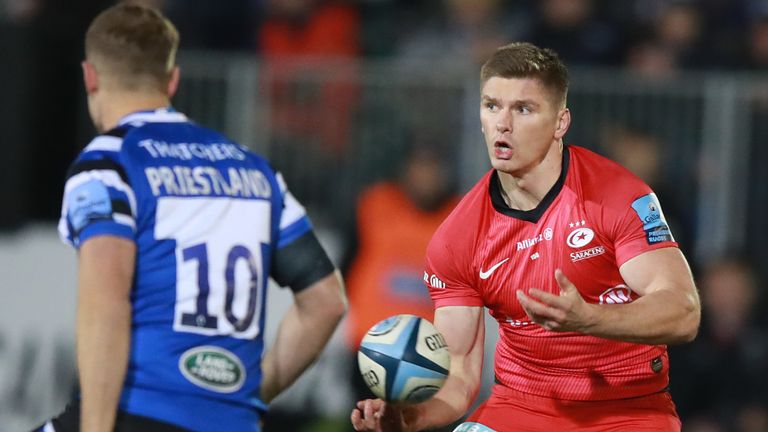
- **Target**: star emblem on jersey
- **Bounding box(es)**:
[479,258,509,279]
[566,227,594,248]
[568,220,586,228]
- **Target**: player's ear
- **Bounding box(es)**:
[167,66,180,98]
[554,108,571,140]
[82,61,99,94]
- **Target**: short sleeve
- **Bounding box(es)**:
[611,191,678,267]
[424,231,483,308]
[274,172,313,249]
[58,149,137,248]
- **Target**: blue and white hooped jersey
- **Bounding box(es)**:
[58,108,313,432]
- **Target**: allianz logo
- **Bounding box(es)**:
[517,228,553,251]
[423,271,446,289]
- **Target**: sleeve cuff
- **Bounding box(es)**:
[74,221,135,248]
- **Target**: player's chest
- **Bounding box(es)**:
[474,204,624,307]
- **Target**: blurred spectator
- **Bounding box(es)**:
[600,126,693,256]
[257,0,361,214]
[654,3,706,68]
[0,0,39,23]
[396,0,527,66]
[618,0,750,70]
[343,144,459,428]
[745,17,768,69]
[259,0,359,60]
[164,0,258,51]
[625,38,678,77]
[529,0,624,65]
[345,143,459,352]
[18,0,112,221]
[670,257,768,432]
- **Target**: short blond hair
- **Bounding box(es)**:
[85,2,179,92]
[480,42,569,108]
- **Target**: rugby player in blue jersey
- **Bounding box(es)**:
[36,3,346,431]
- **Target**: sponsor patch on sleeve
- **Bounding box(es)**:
[67,179,113,233]
[631,193,674,244]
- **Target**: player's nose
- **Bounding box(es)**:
[495,110,513,133]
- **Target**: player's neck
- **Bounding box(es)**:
[497,142,563,211]
[95,90,171,132]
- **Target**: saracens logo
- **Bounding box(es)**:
[566,227,594,248]
[570,245,605,262]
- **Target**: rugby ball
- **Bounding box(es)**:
[357,314,450,403]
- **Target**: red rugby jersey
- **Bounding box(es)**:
[425,145,678,401]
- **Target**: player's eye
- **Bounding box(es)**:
[484,101,498,111]
[517,105,531,114]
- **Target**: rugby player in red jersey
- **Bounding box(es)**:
[351,42,700,432]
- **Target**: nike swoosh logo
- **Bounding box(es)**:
[479,258,509,279]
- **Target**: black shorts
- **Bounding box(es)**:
[32,399,189,432]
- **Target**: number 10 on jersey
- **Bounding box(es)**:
[156,198,271,339]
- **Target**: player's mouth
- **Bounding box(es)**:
[494,141,513,159]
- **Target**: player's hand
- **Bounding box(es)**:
[516,269,596,333]
[351,399,413,432]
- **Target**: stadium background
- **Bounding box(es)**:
[1,0,767,431]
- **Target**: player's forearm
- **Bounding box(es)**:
[584,287,700,345]
[76,237,135,432]
[260,274,346,402]
[407,369,479,431]
[260,305,343,402]
[408,310,484,431]
[77,293,132,432]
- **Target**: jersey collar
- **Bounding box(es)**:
[117,107,189,127]
[489,144,570,223]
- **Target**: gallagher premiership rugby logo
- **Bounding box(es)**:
[179,346,245,393]
[631,193,674,244]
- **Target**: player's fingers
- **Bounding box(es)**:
[351,409,364,430]
[352,408,374,431]
[555,269,576,294]
[516,290,538,320]
[364,399,375,423]
[528,288,569,309]
[517,290,567,322]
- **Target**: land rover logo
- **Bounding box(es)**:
[179,346,245,393]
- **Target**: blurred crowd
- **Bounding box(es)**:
[3,0,768,223]
[1,1,768,432]
[5,0,768,69]
[129,0,768,72]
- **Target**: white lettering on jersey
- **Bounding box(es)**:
[598,285,634,305]
[505,317,532,327]
[145,166,272,199]
[423,272,446,289]
[138,139,247,161]
[570,245,605,262]
[516,229,553,251]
